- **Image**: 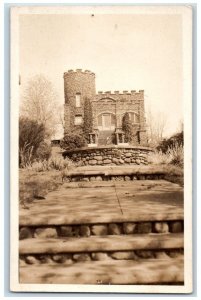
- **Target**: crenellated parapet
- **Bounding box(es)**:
[63,69,95,78]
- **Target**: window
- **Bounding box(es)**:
[76,94,81,107]
[128,112,140,123]
[74,115,82,125]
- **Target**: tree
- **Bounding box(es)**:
[20,75,59,137]
[122,112,134,143]
[19,117,47,167]
[83,97,93,142]
[146,108,167,147]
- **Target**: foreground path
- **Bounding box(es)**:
[19,179,184,285]
[20,180,183,226]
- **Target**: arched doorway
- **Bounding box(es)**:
[97,113,116,131]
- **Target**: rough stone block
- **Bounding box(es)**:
[103,159,112,164]
[154,251,171,259]
[125,158,131,163]
[169,221,183,233]
[136,222,152,234]
[52,254,71,263]
[25,256,40,265]
[90,176,96,181]
[73,253,91,261]
[135,250,155,259]
[110,251,135,260]
[19,227,33,240]
[124,176,131,181]
[108,223,122,235]
[34,227,58,238]
[79,225,90,237]
[91,252,111,261]
[136,159,141,165]
[119,159,124,164]
[125,153,132,158]
[94,156,102,161]
[82,177,89,182]
[167,250,184,258]
[59,226,73,237]
[91,224,108,235]
[96,176,103,181]
[38,255,52,264]
[154,222,169,233]
[88,160,97,165]
[123,222,136,234]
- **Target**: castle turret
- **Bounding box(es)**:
[64,69,96,134]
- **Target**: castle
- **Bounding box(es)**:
[64,69,147,146]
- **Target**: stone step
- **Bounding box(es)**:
[19,233,184,254]
[19,258,184,284]
[19,220,184,240]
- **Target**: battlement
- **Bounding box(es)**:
[96,90,144,95]
[63,69,95,77]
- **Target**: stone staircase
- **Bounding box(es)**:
[19,176,184,285]
[98,130,114,145]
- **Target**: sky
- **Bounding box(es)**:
[19,10,183,137]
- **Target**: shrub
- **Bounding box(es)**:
[122,112,134,143]
[157,131,183,153]
[27,156,75,172]
[35,141,52,161]
[148,143,183,167]
[19,117,46,167]
[60,133,87,150]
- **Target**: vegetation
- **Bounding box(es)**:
[83,97,93,142]
[122,112,134,143]
[20,75,60,137]
[60,133,87,150]
[19,117,51,167]
[157,131,183,153]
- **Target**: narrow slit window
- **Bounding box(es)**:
[76,94,81,107]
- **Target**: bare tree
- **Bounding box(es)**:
[146,108,167,147]
[20,75,60,137]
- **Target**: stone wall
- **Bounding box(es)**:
[63,146,152,166]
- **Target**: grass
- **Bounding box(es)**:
[147,144,184,186]
[19,150,75,207]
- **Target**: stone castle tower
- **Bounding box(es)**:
[64,69,96,134]
[64,69,147,145]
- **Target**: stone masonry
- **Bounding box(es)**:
[64,69,148,145]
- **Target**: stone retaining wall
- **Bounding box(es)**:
[63,146,152,166]
[19,221,183,240]
[20,248,184,266]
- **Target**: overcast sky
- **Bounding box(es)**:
[19,10,183,137]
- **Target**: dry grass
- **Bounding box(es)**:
[19,169,62,207]
[147,144,184,167]
[19,147,76,207]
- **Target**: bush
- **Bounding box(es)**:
[19,117,46,167]
[157,131,183,153]
[35,141,52,161]
[60,133,87,150]
[122,112,134,143]
[27,156,75,172]
[148,143,183,167]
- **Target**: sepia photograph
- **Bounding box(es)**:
[10,5,192,293]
